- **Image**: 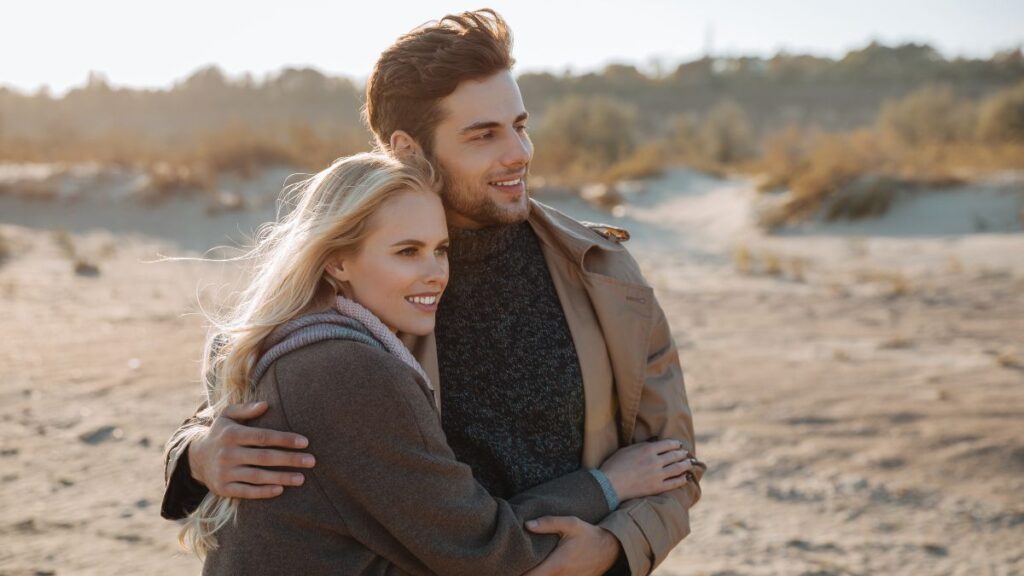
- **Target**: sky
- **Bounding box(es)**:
[4,0,1023,94]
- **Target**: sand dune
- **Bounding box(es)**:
[1,167,1022,575]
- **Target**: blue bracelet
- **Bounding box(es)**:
[587,468,620,511]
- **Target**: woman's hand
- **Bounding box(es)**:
[599,439,695,502]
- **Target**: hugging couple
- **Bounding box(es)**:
[161,9,705,576]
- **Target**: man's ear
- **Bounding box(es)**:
[389,130,424,160]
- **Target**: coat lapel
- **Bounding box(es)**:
[402,332,441,415]
[527,201,654,448]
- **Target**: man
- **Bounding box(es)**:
[163,10,704,575]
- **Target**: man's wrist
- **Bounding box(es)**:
[162,439,212,519]
[184,440,207,488]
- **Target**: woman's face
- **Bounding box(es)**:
[329,190,449,335]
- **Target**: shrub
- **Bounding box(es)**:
[603,142,665,183]
[532,95,639,183]
[143,163,212,200]
[696,100,755,165]
[977,81,1024,144]
[877,85,974,145]
[757,124,812,191]
[195,125,298,177]
[784,131,880,219]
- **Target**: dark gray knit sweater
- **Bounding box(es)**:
[436,222,586,499]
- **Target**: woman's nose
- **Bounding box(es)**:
[424,254,448,285]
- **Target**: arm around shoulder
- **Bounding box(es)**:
[160,400,212,520]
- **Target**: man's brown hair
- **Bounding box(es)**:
[364,9,514,156]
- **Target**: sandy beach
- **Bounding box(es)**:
[1,167,1022,575]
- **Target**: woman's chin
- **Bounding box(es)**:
[393,318,436,337]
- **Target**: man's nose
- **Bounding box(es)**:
[502,129,532,168]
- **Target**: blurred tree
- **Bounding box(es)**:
[836,42,945,82]
[182,66,229,92]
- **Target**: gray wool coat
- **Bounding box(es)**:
[201,339,610,576]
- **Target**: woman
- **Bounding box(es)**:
[182,152,695,575]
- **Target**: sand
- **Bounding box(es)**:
[1,167,1022,575]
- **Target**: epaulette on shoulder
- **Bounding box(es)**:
[582,221,631,243]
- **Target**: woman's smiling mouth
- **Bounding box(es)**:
[405,293,442,311]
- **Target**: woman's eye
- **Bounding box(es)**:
[435,246,449,256]
[398,247,418,256]
[515,124,528,133]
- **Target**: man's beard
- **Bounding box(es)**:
[436,160,530,228]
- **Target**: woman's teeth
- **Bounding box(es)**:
[406,295,437,305]
[491,178,522,187]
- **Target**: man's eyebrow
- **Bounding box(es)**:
[459,112,530,135]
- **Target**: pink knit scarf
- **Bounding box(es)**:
[334,295,432,390]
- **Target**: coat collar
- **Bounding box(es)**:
[525,199,626,271]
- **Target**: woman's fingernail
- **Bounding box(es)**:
[292,474,305,485]
[526,520,538,529]
[302,455,315,467]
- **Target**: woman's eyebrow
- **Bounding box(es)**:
[390,239,426,247]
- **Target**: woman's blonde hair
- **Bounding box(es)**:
[178,151,437,557]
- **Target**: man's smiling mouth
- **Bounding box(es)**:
[490,177,522,187]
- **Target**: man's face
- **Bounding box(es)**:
[429,70,533,229]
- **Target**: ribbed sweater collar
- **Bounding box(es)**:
[448,222,530,265]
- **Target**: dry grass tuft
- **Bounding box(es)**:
[880,336,914,350]
[0,235,10,269]
[857,269,912,297]
[52,230,76,259]
[732,245,754,275]
[762,253,783,276]
[141,163,213,201]
[731,244,809,281]
[995,349,1024,370]
[50,229,101,277]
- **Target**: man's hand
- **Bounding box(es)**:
[188,401,316,499]
[524,516,622,576]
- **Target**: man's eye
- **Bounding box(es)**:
[515,124,528,133]
[475,132,494,140]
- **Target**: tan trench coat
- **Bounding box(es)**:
[404,200,705,575]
